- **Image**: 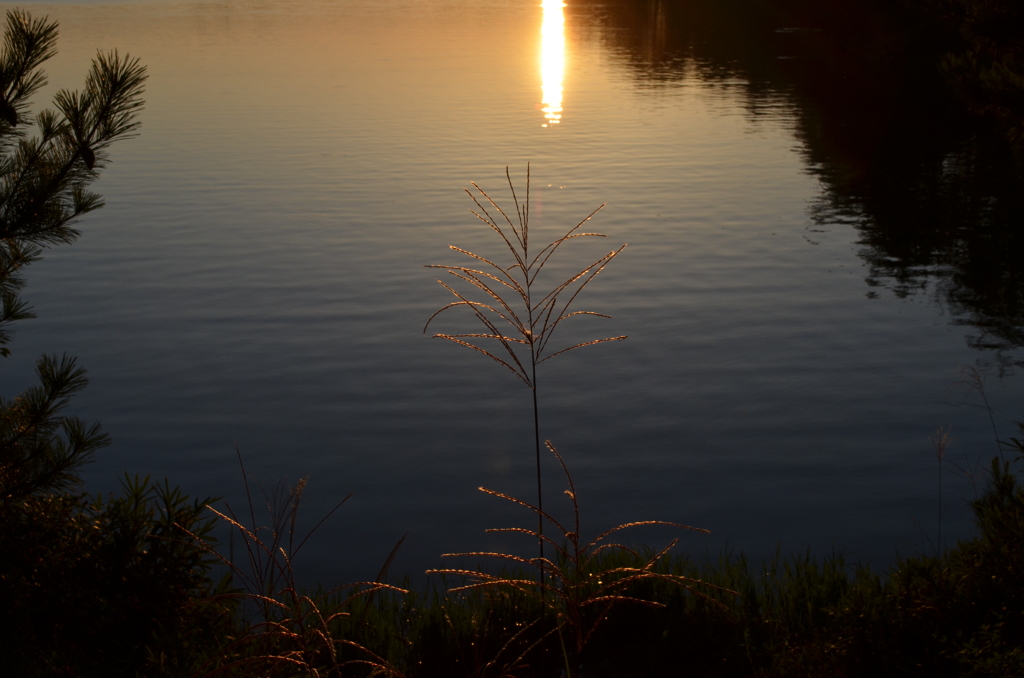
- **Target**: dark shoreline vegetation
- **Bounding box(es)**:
[1,1,1024,676]
[3,443,1024,677]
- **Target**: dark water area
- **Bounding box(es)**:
[587,0,1024,367]
[5,0,1024,588]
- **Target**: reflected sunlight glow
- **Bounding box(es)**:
[540,0,565,126]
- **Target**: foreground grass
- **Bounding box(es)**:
[2,444,1022,677]
[309,450,1024,678]
[352,454,1024,678]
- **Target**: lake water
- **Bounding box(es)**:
[5,0,1024,585]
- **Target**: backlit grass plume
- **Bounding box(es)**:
[424,166,626,574]
[428,442,726,677]
[181,452,407,677]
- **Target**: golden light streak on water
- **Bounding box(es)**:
[540,0,565,126]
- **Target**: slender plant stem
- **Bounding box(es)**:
[522,164,545,589]
[532,366,544,589]
[938,455,943,556]
[930,426,950,557]
[981,385,1003,460]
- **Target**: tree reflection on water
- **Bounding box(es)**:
[577,0,1024,367]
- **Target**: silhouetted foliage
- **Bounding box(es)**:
[0,477,237,677]
[919,0,1024,141]
[0,6,145,499]
[1,353,110,502]
[0,12,238,677]
[0,9,146,357]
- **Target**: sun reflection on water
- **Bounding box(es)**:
[540,0,565,126]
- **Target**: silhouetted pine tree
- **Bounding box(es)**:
[0,8,145,502]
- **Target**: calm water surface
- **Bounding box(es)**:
[5,0,1024,584]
